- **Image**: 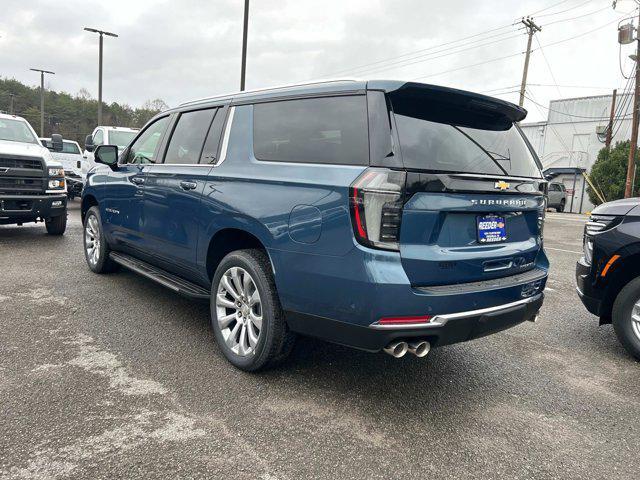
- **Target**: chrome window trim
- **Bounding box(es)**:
[368,293,542,330]
[215,106,235,167]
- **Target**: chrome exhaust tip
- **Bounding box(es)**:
[383,341,409,358]
[408,340,431,358]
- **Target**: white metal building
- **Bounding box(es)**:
[520,93,633,213]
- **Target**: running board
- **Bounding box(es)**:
[109,252,210,300]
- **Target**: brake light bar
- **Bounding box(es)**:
[378,315,432,325]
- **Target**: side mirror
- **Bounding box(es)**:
[51,134,63,152]
[94,145,119,169]
[85,134,95,152]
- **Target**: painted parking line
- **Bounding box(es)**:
[545,246,582,254]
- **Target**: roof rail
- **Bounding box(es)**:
[179,78,360,107]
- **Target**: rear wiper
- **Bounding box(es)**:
[486,149,512,170]
[452,126,509,176]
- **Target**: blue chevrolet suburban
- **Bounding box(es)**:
[81,80,548,371]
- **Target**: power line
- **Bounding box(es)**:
[529,0,575,16]
[412,51,526,81]
[535,14,634,51]
[533,0,594,18]
[336,31,525,77]
[524,93,632,119]
[321,23,518,78]
[544,5,612,26]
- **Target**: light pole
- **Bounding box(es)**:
[240,0,249,91]
[84,27,118,126]
[29,68,55,136]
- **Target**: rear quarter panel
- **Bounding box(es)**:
[196,104,366,295]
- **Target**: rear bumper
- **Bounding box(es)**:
[285,294,543,352]
[0,194,67,224]
[575,257,601,316]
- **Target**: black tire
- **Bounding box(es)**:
[612,277,640,361]
[45,212,67,235]
[210,249,295,372]
[557,200,565,213]
[83,206,117,274]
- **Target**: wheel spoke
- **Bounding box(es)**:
[249,290,260,307]
[239,324,249,354]
[226,322,241,349]
[218,312,236,329]
[231,268,244,297]
[249,312,262,330]
[216,294,236,309]
[221,275,240,301]
[247,322,259,347]
[243,273,252,299]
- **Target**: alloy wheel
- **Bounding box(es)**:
[85,215,101,266]
[632,298,640,342]
[215,267,263,357]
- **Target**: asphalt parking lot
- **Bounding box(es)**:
[1,203,639,479]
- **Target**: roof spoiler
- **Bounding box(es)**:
[386,82,527,131]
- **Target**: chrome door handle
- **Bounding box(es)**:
[180,181,198,190]
[132,177,145,185]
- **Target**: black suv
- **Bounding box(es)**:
[576,198,640,360]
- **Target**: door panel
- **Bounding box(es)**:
[142,165,213,271]
[103,164,149,249]
[102,115,172,251]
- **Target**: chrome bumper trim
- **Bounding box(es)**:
[369,294,543,330]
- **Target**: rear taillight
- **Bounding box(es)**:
[349,168,406,251]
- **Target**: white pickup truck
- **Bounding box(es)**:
[83,126,138,174]
[40,136,85,199]
[0,113,68,234]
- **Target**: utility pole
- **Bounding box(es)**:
[606,88,617,150]
[240,0,250,91]
[625,12,640,197]
[8,93,15,115]
[519,17,542,107]
[29,68,55,136]
[84,27,118,126]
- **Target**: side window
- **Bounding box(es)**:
[164,109,216,165]
[93,129,104,145]
[201,108,226,164]
[253,96,369,165]
[125,116,170,165]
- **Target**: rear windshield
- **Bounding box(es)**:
[41,139,81,154]
[109,130,137,149]
[387,92,541,178]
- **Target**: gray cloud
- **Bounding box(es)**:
[0,0,632,122]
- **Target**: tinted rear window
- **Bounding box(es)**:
[253,96,368,165]
[391,99,542,178]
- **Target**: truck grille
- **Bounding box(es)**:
[0,154,46,195]
[0,157,44,170]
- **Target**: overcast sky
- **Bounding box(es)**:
[1,0,638,122]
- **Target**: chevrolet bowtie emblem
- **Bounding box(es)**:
[494,180,510,191]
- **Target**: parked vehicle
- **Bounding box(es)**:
[81,80,548,371]
[547,182,566,212]
[83,126,138,177]
[0,113,67,234]
[576,198,640,360]
[40,135,85,199]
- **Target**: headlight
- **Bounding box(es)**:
[48,167,65,177]
[583,236,593,265]
[48,178,66,189]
